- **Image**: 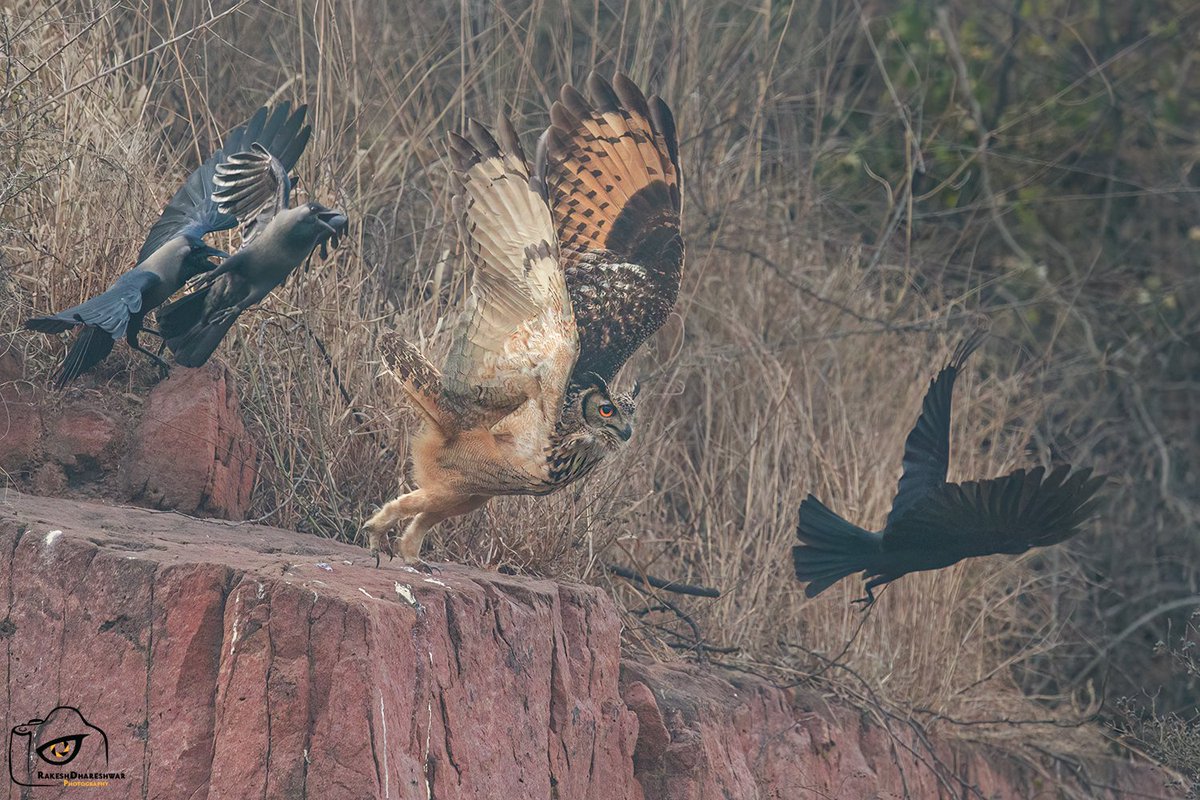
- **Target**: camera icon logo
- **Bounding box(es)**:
[8,706,109,788]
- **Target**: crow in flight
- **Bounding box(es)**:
[793,331,1104,606]
[24,102,312,387]
[156,116,347,367]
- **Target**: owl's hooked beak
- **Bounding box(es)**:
[617,422,633,442]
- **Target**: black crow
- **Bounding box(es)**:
[157,134,347,367]
[792,331,1105,606]
[24,102,312,387]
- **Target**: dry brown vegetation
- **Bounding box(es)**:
[3,0,1198,782]
[1114,615,1200,797]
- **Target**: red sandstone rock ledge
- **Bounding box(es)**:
[0,492,1166,799]
[0,359,256,520]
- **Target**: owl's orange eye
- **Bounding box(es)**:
[598,404,615,418]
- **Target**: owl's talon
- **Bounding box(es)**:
[363,524,396,568]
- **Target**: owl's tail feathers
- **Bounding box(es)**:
[792,495,881,599]
[380,332,448,431]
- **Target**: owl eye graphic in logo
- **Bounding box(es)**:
[36,734,87,766]
[8,706,109,787]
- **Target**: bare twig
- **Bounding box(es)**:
[605,561,721,598]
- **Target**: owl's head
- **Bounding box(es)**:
[575,374,639,448]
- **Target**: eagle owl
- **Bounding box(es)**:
[363,73,683,564]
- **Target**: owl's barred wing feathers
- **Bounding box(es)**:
[379,331,447,430]
[442,119,577,422]
[536,72,683,383]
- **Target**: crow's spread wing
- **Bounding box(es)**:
[884,465,1104,558]
[886,330,987,527]
[138,102,310,261]
[210,103,311,242]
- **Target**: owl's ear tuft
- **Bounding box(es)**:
[630,379,642,400]
[580,371,611,393]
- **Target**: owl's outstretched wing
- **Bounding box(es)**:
[442,118,577,424]
[536,72,683,383]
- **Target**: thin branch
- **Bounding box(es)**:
[936,6,1033,267]
[605,561,721,598]
[30,1,252,116]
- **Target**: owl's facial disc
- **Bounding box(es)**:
[580,384,633,444]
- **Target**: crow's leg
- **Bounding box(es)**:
[850,590,875,609]
[208,290,269,328]
[139,326,169,358]
[187,260,236,290]
[851,575,891,610]
[128,332,170,378]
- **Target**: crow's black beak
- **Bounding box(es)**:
[311,209,349,262]
[202,245,231,261]
[315,210,348,236]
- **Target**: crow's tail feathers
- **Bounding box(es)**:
[792,495,880,598]
[156,286,208,341]
[52,326,115,388]
[24,316,75,334]
[164,315,238,369]
[165,320,238,368]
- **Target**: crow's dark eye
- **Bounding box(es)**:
[598,403,615,418]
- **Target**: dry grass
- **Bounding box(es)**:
[1113,616,1200,797]
[3,0,1197,770]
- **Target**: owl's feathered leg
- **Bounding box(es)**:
[397,494,490,564]
[362,489,489,566]
[361,488,429,564]
[398,513,441,564]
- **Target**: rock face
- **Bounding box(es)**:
[0,355,255,519]
[0,492,1165,800]
[619,663,1164,800]
[0,492,639,800]
[122,366,256,518]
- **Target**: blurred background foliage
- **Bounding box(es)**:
[2,0,1197,774]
